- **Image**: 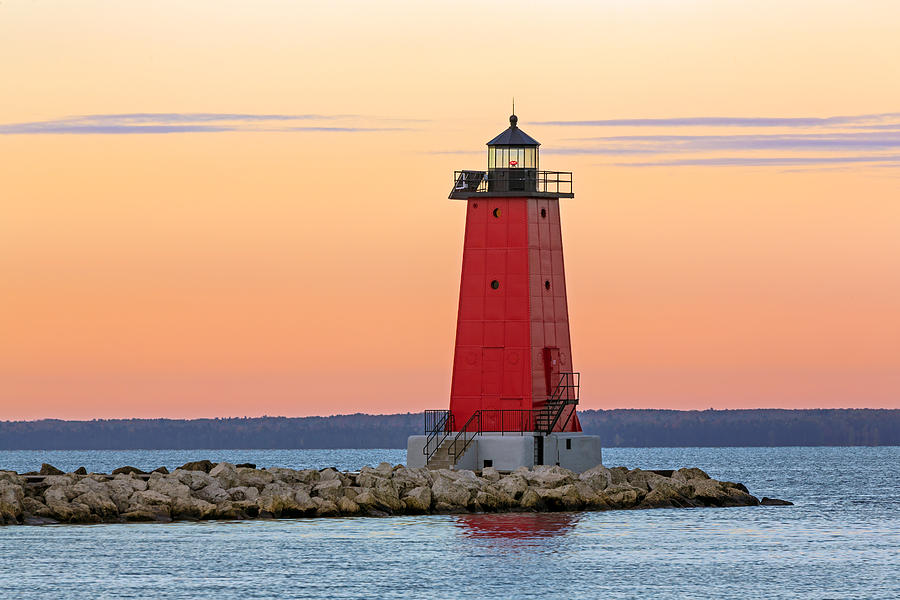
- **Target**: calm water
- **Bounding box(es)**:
[1,447,898,599]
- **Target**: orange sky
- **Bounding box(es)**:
[1,0,899,419]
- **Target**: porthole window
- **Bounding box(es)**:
[473,203,478,209]
[492,208,502,218]
[540,208,547,218]
[490,280,500,290]
[544,280,551,291]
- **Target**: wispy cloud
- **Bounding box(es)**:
[551,131,900,154]
[0,113,416,135]
[537,112,900,128]
[534,112,900,170]
[616,155,900,167]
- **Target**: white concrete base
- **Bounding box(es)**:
[406,432,602,473]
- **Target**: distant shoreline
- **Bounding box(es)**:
[1,409,897,450]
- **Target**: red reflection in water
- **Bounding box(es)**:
[454,512,580,539]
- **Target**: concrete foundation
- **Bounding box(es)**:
[406,433,602,473]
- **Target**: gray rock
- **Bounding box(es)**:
[227,486,259,502]
[312,479,343,502]
[402,486,432,513]
[761,497,793,506]
[336,496,360,515]
[177,460,216,473]
[431,475,470,508]
[209,462,239,489]
[39,464,65,476]
[480,467,501,482]
[236,468,274,490]
[196,483,230,504]
[111,466,147,475]
[0,480,25,524]
[495,474,528,499]
[73,491,118,519]
[672,467,711,482]
[148,477,191,500]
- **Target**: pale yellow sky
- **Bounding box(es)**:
[1,0,898,418]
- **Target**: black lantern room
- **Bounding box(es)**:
[485,114,539,192]
[449,113,572,199]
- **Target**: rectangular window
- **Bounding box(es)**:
[483,459,493,468]
[566,438,572,450]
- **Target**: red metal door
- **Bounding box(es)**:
[482,347,503,409]
[543,347,560,396]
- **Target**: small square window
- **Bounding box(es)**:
[565,439,572,450]
[483,459,493,468]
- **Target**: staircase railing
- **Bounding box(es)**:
[536,372,580,434]
[449,411,481,463]
[423,372,580,466]
[423,409,453,463]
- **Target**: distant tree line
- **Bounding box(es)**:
[0,409,897,450]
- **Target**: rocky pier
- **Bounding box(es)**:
[0,461,784,526]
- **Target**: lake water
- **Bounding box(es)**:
[1,447,898,599]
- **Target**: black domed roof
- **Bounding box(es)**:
[486,114,540,147]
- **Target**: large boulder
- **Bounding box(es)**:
[177,460,216,473]
[523,466,576,489]
[354,488,404,515]
[579,465,611,491]
[105,479,140,512]
[227,486,259,502]
[312,479,343,502]
[235,468,274,490]
[257,483,316,517]
[607,467,629,486]
[391,466,432,496]
[148,477,191,500]
[431,475,471,509]
[518,488,541,510]
[761,497,793,506]
[73,491,119,519]
[495,474,528,500]
[172,469,214,491]
[672,467,710,482]
[196,482,230,504]
[402,486,432,513]
[209,463,239,489]
[480,467,501,483]
[336,496,360,515]
[536,484,583,511]
[312,497,340,517]
[112,466,147,475]
[601,485,643,509]
[268,468,320,485]
[473,488,515,512]
[44,486,94,523]
[0,480,25,524]
[171,497,216,520]
[39,464,65,476]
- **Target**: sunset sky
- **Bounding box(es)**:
[2,0,899,419]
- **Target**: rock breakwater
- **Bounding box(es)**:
[0,462,768,526]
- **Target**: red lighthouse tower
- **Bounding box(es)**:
[410,113,602,472]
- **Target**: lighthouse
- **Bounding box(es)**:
[407,113,602,472]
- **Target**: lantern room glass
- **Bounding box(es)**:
[488,146,538,170]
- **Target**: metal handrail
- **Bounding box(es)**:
[452,170,573,195]
[540,372,580,434]
[449,411,481,461]
[423,410,453,462]
[423,373,580,466]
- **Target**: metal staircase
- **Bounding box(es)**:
[423,373,580,469]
